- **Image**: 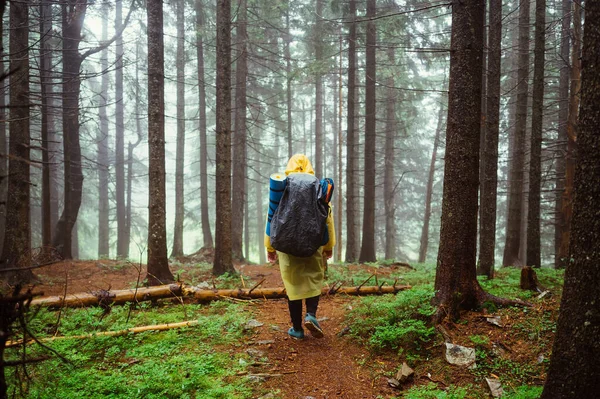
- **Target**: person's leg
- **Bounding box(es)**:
[303,295,324,338]
[305,295,320,317]
[288,299,303,331]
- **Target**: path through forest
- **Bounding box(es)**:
[237,262,401,399]
[33,260,404,398]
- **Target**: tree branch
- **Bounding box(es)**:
[81,0,136,61]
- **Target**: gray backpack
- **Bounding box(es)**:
[269,173,328,257]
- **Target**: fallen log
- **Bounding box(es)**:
[30,283,411,309]
[31,283,183,308]
[6,320,199,348]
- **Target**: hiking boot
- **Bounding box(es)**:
[287,327,305,339]
[304,314,324,338]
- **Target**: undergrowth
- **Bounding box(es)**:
[343,262,562,399]
[344,286,436,355]
[6,301,256,398]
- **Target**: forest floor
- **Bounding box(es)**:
[16,257,563,399]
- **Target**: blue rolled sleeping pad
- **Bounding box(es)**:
[266,173,287,236]
[319,178,334,246]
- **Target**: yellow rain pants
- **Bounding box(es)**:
[264,154,336,301]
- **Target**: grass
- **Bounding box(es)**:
[6,301,257,399]
[169,263,254,289]
[341,262,563,399]
[6,261,562,398]
[344,286,436,355]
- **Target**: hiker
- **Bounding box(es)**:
[265,154,335,339]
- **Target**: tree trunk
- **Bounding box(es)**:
[477,0,501,278]
[126,38,144,255]
[345,0,358,263]
[359,0,377,263]
[256,170,266,264]
[196,0,213,249]
[53,1,87,260]
[213,0,235,276]
[502,0,530,267]
[285,2,293,159]
[231,0,247,262]
[40,0,53,253]
[336,36,343,263]
[540,3,600,393]
[171,0,186,258]
[434,0,488,321]
[146,0,174,285]
[477,0,487,258]
[97,1,110,258]
[1,0,33,283]
[115,0,127,258]
[71,220,79,260]
[554,0,570,268]
[27,284,411,309]
[526,0,545,268]
[313,0,323,178]
[503,20,519,237]
[49,102,59,239]
[384,47,396,261]
[0,15,5,260]
[418,98,445,264]
[557,1,581,268]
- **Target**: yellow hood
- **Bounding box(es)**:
[285,154,315,176]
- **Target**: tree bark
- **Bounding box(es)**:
[126,37,144,254]
[97,1,110,258]
[345,0,358,263]
[526,0,545,268]
[71,220,79,260]
[231,0,247,262]
[384,47,396,261]
[213,0,235,275]
[313,0,323,178]
[557,1,581,268]
[40,0,53,253]
[285,2,293,159]
[554,0,571,268]
[418,98,445,264]
[336,36,343,263]
[0,15,5,260]
[477,0,501,278]
[256,170,266,264]
[171,0,186,258]
[434,0,489,322]
[28,284,412,309]
[53,1,87,259]
[146,0,174,285]
[477,0,488,257]
[502,0,530,267]
[359,0,377,263]
[541,3,600,393]
[554,0,570,268]
[1,0,33,282]
[196,0,213,249]
[115,0,127,258]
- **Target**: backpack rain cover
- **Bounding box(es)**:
[269,173,329,257]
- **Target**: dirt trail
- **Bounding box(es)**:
[31,260,400,398]
[246,297,396,399]
[240,264,397,399]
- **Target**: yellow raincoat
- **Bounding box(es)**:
[264,154,336,301]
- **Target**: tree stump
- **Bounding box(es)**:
[520,266,543,292]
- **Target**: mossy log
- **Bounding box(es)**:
[6,320,199,348]
[30,283,411,309]
[31,284,184,308]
